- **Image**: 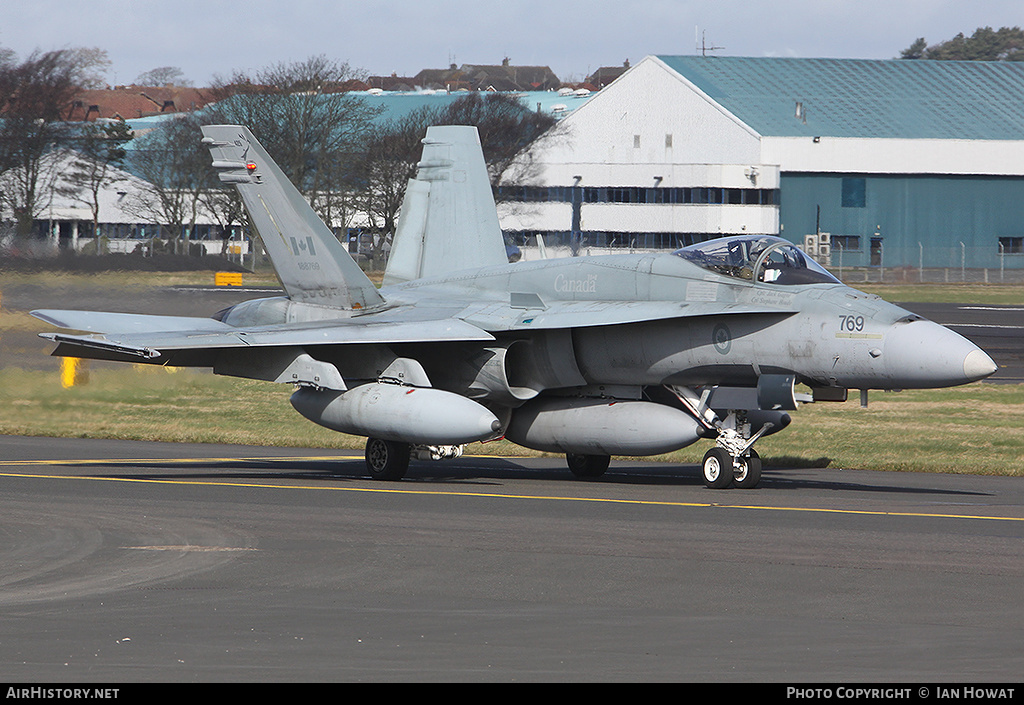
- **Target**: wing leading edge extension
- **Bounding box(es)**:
[466,300,797,331]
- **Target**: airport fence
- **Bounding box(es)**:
[826,244,1024,284]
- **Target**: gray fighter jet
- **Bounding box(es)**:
[33,125,997,488]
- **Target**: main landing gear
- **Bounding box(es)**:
[565,453,611,479]
[364,439,466,481]
[701,446,761,489]
[365,438,411,481]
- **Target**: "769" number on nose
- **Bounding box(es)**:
[839,315,865,332]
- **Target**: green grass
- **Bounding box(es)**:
[0,366,535,457]
[0,365,361,448]
[2,366,1022,475]
[738,385,1024,475]
[850,282,1024,305]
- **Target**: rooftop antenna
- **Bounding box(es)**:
[696,29,724,57]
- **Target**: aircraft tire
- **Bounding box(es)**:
[365,438,411,481]
[566,453,611,479]
[701,447,734,489]
[733,449,762,489]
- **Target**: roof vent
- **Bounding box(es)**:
[795,101,807,124]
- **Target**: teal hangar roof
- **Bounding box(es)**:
[359,89,590,125]
[656,55,1024,140]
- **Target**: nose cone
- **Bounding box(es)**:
[963,348,999,381]
[884,319,997,388]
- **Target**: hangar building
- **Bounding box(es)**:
[499,55,1024,270]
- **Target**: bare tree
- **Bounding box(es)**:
[63,119,133,248]
[201,55,380,228]
[358,107,437,265]
[135,66,190,86]
[435,92,557,190]
[122,114,209,254]
[355,92,559,264]
[64,47,113,89]
[0,49,80,235]
[198,182,248,258]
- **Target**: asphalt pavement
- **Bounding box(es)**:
[0,434,1022,682]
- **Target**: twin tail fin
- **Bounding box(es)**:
[201,125,384,311]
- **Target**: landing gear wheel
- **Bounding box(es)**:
[566,453,611,479]
[365,438,411,481]
[733,449,762,489]
[701,447,734,489]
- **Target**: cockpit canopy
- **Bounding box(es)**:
[673,236,841,286]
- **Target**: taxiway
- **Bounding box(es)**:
[0,434,1021,681]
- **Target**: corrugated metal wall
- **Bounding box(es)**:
[780,174,1024,269]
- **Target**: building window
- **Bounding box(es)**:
[998,237,1024,254]
[504,230,721,250]
[497,185,782,206]
[633,134,641,148]
[833,235,861,251]
[841,178,866,208]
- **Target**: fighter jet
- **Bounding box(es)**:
[32,124,997,488]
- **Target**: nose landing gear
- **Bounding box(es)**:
[701,412,772,490]
[701,446,762,489]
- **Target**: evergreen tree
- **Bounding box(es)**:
[900,26,1024,61]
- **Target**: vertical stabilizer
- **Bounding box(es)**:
[383,125,508,286]
[201,125,384,311]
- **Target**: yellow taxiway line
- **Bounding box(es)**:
[1,456,1023,523]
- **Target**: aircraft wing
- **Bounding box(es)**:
[32,310,234,335]
[34,310,495,364]
[34,297,790,364]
